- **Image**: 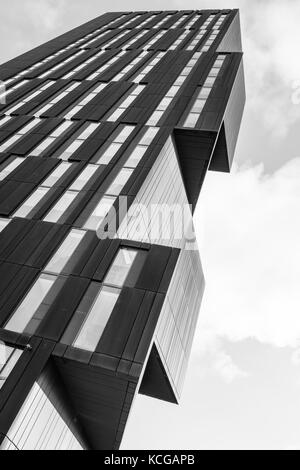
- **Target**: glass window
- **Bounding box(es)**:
[51,121,73,137]
[69,164,98,191]
[73,285,120,352]
[83,195,116,231]
[0,157,24,181]
[198,87,211,99]
[44,229,85,274]
[106,108,124,122]
[192,99,206,113]
[113,125,135,143]
[0,218,10,232]
[183,112,199,128]
[95,142,122,164]
[65,144,81,164]
[42,162,73,187]
[34,104,52,117]
[64,105,82,120]
[119,95,136,108]
[0,345,23,389]
[157,97,172,111]
[204,76,216,86]
[51,91,68,103]
[139,127,159,146]
[106,168,133,195]
[0,135,21,152]
[166,86,180,98]
[209,67,219,77]
[104,248,138,287]
[78,122,99,140]
[125,146,147,168]
[60,139,83,160]
[5,274,56,333]
[44,190,78,223]
[174,76,186,85]
[13,186,50,218]
[147,110,164,126]
[30,137,56,156]
[0,116,12,128]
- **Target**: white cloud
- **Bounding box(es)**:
[241,0,300,138]
[26,0,66,31]
[212,349,249,384]
[174,0,300,138]
[194,158,300,356]
[291,348,300,366]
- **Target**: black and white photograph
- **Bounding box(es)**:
[0,0,298,455]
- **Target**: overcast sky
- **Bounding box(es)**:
[1,0,300,450]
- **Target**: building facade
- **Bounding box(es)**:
[0,9,245,450]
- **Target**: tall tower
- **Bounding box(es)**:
[0,9,245,450]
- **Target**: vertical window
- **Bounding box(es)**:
[39,50,85,78]
[102,30,130,49]
[0,345,23,389]
[112,51,148,81]
[43,190,78,223]
[42,162,73,187]
[104,248,138,287]
[86,51,126,81]
[143,30,167,50]
[33,82,80,117]
[62,50,105,79]
[182,54,226,128]
[4,81,55,115]
[5,274,56,333]
[58,122,99,161]
[0,157,24,181]
[13,186,50,218]
[0,118,41,153]
[0,116,13,128]
[124,127,159,168]
[121,30,148,50]
[80,29,113,48]
[170,14,189,28]
[146,52,202,126]
[44,229,86,274]
[72,285,120,352]
[133,52,166,83]
[83,195,116,231]
[95,142,122,164]
[66,247,138,352]
[136,14,157,29]
[106,168,133,195]
[106,85,145,122]
[0,218,10,232]
[63,83,107,120]
[30,121,73,156]
[93,125,135,164]
[0,80,29,102]
[68,164,98,191]
[169,30,189,50]
[153,14,172,28]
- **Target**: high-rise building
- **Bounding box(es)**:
[0,9,245,450]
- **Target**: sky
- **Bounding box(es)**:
[1,0,300,450]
